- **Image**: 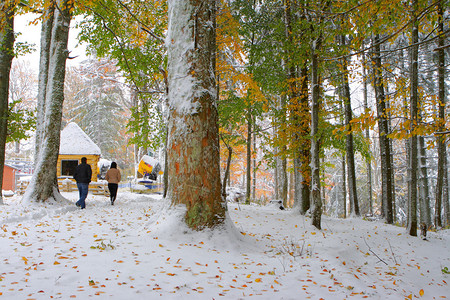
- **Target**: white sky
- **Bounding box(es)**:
[14,13,87,71]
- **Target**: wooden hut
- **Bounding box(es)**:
[58,122,101,182]
[2,164,19,192]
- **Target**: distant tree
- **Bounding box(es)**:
[63,58,129,161]
[166,0,225,229]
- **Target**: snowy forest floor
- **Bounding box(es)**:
[0,191,449,299]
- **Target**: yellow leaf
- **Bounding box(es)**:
[54,261,60,265]
[255,278,262,282]
[419,289,424,297]
[311,232,316,235]
[246,274,251,278]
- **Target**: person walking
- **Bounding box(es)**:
[73,157,92,209]
[105,162,121,205]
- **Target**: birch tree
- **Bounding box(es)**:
[0,0,15,205]
[166,0,225,229]
[23,0,73,202]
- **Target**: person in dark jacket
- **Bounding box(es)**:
[105,161,121,205]
[73,157,92,209]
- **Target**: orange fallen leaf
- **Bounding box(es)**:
[53,261,60,265]
[255,278,262,283]
[419,289,424,296]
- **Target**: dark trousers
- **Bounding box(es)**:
[76,183,89,209]
[108,183,118,203]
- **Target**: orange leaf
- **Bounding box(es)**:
[419,289,424,296]
[255,278,262,283]
[53,261,60,265]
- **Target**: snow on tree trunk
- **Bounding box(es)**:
[23,0,72,203]
[34,2,54,166]
[0,0,15,205]
[166,0,225,230]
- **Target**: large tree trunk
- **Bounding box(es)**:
[0,0,15,205]
[23,0,72,203]
[166,0,225,229]
[34,1,55,165]
[435,0,446,228]
[371,34,394,224]
[408,0,419,236]
[340,33,359,216]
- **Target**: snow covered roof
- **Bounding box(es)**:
[59,122,101,155]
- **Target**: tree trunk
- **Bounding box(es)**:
[23,0,72,203]
[0,0,15,205]
[310,37,322,230]
[284,0,310,214]
[166,0,225,229]
[34,1,55,165]
[278,95,288,206]
[371,34,394,224]
[299,66,311,214]
[246,107,252,204]
[444,155,450,226]
[362,50,373,215]
[408,0,419,236]
[342,154,347,218]
[435,0,446,228]
[252,123,256,200]
[418,135,431,226]
[222,143,232,197]
[340,33,359,216]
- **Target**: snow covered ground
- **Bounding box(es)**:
[0,191,449,299]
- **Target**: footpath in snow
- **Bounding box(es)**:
[0,191,449,299]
